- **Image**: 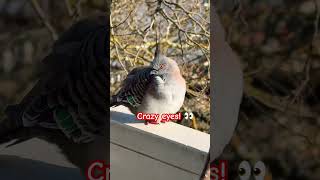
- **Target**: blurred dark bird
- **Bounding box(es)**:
[0,15,108,172]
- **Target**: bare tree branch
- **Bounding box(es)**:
[30,0,58,41]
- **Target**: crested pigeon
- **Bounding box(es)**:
[111,44,186,123]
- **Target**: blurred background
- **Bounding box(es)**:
[3,0,319,179]
[110,0,210,132]
[0,0,105,124]
[216,0,320,179]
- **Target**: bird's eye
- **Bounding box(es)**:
[238,161,251,180]
[184,112,189,119]
[253,161,266,180]
[159,64,165,69]
[189,112,194,119]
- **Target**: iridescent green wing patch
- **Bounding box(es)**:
[53,107,94,143]
[54,107,78,137]
[127,95,140,107]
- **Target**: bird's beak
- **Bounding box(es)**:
[150,69,158,75]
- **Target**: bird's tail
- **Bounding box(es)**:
[110,95,119,107]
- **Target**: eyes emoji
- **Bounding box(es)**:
[183,112,194,119]
[238,161,266,180]
[238,161,251,180]
[253,161,266,180]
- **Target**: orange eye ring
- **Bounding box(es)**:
[159,64,165,69]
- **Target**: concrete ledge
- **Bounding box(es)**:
[0,138,83,180]
[0,105,209,180]
[110,106,210,180]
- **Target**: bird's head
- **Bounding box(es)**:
[151,54,169,74]
[150,44,180,81]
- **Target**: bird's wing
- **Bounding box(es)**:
[112,67,154,107]
[39,15,108,95]
[3,15,108,144]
